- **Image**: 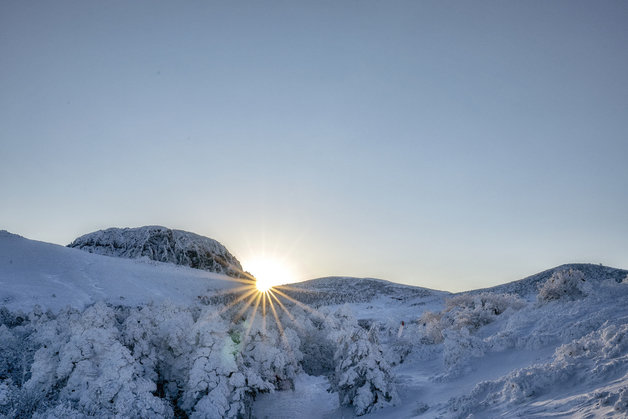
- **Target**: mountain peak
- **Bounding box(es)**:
[67,226,243,277]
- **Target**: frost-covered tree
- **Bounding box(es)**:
[329,307,398,416]
[298,311,336,376]
[24,303,172,417]
[538,268,587,303]
[239,318,302,390]
[179,308,240,418]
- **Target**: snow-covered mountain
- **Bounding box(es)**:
[470,263,628,298]
[0,230,244,312]
[1,230,628,418]
[67,226,244,278]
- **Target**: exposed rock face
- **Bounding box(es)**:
[68,226,244,277]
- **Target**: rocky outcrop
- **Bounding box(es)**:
[68,226,244,277]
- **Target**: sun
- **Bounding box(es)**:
[244,257,295,293]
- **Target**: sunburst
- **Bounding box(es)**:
[204,259,325,348]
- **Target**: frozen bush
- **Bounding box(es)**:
[385,318,421,366]
[299,314,336,376]
[419,293,525,344]
[24,303,172,417]
[538,268,587,303]
[329,307,398,416]
[615,387,628,413]
[239,319,302,390]
[180,308,239,418]
[0,379,17,417]
[449,322,628,417]
[445,293,526,330]
[418,311,447,344]
[442,328,485,376]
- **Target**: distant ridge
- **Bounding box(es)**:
[467,263,628,297]
[279,276,446,306]
[68,226,244,277]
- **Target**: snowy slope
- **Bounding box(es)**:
[0,231,245,312]
[68,226,244,277]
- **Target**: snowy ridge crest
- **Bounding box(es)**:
[67,226,243,277]
[467,263,628,298]
[281,276,441,306]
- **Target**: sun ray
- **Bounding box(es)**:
[207,284,255,298]
[272,284,304,291]
[273,284,322,294]
[262,292,267,333]
[241,292,263,347]
[266,294,302,365]
[267,292,285,337]
[233,290,260,322]
[211,287,258,319]
[271,288,326,319]
[213,269,258,285]
[267,289,300,328]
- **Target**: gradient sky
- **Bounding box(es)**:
[1,1,627,291]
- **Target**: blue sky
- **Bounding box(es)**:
[1,1,627,291]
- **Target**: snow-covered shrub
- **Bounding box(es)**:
[141,303,195,402]
[0,306,25,328]
[180,304,303,418]
[538,268,587,303]
[449,321,628,417]
[0,325,24,386]
[614,387,628,413]
[299,312,336,376]
[0,379,18,418]
[377,317,422,366]
[442,328,485,376]
[179,308,241,418]
[419,293,525,344]
[329,307,398,416]
[418,310,447,344]
[31,401,87,419]
[120,305,161,385]
[239,319,302,391]
[445,293,526,330]
[24,303,172,417]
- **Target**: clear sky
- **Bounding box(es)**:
[1,1,627,291]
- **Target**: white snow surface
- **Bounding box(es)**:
[2,230,628,418]
[0,231,242,312]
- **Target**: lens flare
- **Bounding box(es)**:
[244,257,294,293]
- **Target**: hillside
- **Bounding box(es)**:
[470,263,628,298]
[278,276,445,306]
[0,230,244,312]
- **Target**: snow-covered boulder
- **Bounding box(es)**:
[68,226,243,277]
